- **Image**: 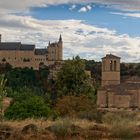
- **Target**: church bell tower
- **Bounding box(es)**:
[101,54,120,87]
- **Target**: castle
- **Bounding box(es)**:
[0,34,63,70]
[97,54,140,109]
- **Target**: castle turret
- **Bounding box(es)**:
[58,34,63,60]
[101,54,120,87]
[59,34,62,42]
[48,41,50,46]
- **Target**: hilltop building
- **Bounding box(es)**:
[97,54,140,109]
[0,34,63,70]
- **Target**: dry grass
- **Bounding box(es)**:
[1,118,53,131]
[0,112,140,139]
[70,118,96,129]
[1,118,96,131]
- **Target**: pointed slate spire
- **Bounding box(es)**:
[59,34,62,42]
[48,41,50,46]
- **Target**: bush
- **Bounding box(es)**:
[78,110,103,123]
[102,112,136,139]
[21,124,38,134]
[50,118,72,136]
[5,67,38,89]
[110,122,135,139]
[55,95,95,117]
[6,87,43,101]
[5,96,51,120]
[102,111,136,125]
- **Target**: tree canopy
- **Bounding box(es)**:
[57,56,95,99]
[5,95,51,120]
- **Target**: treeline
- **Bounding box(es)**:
[0,59,139,120]
[121,63,140,76]
[0,57,97,120]
[84,61,140,82]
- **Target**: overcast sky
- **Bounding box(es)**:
[0,0,140,62]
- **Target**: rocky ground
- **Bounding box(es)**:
[0,118,140,140]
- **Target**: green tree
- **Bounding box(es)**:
[135,64,140,76]
[0,74,7,120]
[85,60,101,83]
[5,67,39,89]
[5,96,51,120]
[57,56,95,99]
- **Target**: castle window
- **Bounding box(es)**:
[114,60,117,71]
[23,58,30,62]
[110,60,113,71]
[2,58,6,62]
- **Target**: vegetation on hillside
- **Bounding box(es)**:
[0,74,7,120]
[57,56,95,99]
[5,96,51,120]
[0,56,96,120]
[0,57,139,139]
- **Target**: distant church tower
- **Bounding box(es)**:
[101,54,120,87]
[58,34,63,60]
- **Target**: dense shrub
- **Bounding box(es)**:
[55,95,97,118]
[110,123,135,139]
[5,68,38,89]
[102,111,136,125]
[77,110,103,123]
[5,96,51,120]
[50,118,72,136]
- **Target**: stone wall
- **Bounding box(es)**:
[97,90,107,108]
[114,94,131,108]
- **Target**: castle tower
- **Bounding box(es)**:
[58,34,63,60]
[101,54,120,87]
[0,34,1,42]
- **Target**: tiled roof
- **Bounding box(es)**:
[106,83,140,92]
[35,48,48,55]
[21,44,35,50]
[0,42,21,50]
[102,54,120,59]
[0,42,35,51]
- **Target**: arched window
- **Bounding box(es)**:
[110,60,113,71]
[114,60,117,71]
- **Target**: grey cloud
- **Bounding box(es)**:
[0,14,139,62]
[0,0,140,13]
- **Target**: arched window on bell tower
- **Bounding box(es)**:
[114,60,117,71]
[101,54,120,87]
[110,60,113,71]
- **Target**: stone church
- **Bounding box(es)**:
[0,34,63,70]
[97,54,140,109]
